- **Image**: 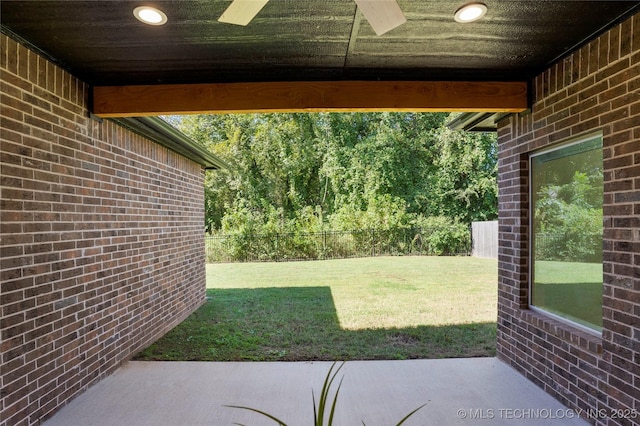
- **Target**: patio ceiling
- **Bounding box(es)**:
[2,1,638,117]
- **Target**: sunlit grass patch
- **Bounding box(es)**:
[136,256,497,361]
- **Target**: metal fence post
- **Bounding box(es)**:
[323,230,327,260]
[370,228,375,257]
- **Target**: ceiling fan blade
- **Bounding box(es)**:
[218,0,270,26]
[353,0,406,36]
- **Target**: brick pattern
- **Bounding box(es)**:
[496,14,640,426]
[1,34,206,425]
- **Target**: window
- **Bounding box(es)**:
[530,135,603,332]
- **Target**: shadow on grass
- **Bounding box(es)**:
[135,287,496,361]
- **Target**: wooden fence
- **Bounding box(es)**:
[471,221,498,259]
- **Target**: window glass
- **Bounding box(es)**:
[531,136,603,331]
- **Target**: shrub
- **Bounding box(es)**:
[412,216,470,256]
[205,221,471,262]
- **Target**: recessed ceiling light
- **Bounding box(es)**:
[133,6,168,25]
[454,3,487,23]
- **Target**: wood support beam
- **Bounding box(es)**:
[92,81,528,117]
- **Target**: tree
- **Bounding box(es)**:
[170,112,498,234]
[424,124,498,223]
[534,170,603,262]
[321,113,447,219]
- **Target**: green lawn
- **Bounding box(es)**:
[533,260,602,329]
[135,256,498,361]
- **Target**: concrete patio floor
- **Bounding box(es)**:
[44,358,588,426]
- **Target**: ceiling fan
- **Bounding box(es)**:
[218,0,406,36]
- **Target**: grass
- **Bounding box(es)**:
[533,260,602,329]
[135,256,498,361]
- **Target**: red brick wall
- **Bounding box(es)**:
[1,34,206,425]
[497,14,639,425]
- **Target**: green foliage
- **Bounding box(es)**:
[534,171,603,262]
[172,112,497,242]
[412,216,471,256]
[329,194,411,231]
[226,362,426,426]
[321,113,446,216]
[424,124,498,223]
[205,223,470,263]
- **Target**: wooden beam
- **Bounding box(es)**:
[92,81,528,117]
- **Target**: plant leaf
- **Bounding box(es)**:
[312,389,317,424]
[327,376,344,425]
[225,405,288,426]
[394,402,428,426]
[316,361,345,425]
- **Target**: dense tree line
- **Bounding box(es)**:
[533,146,603,263]
[170,113,498,236]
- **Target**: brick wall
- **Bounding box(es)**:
[496,13,639,425]
[1,34,207,425]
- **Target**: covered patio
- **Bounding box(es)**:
[2,2,639,425]
[43,358,587,425]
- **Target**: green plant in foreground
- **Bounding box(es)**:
[226,362,427,426]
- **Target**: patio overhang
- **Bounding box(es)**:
[3,1,639,116]
[446,111,512,132]
[3,3,640,426]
